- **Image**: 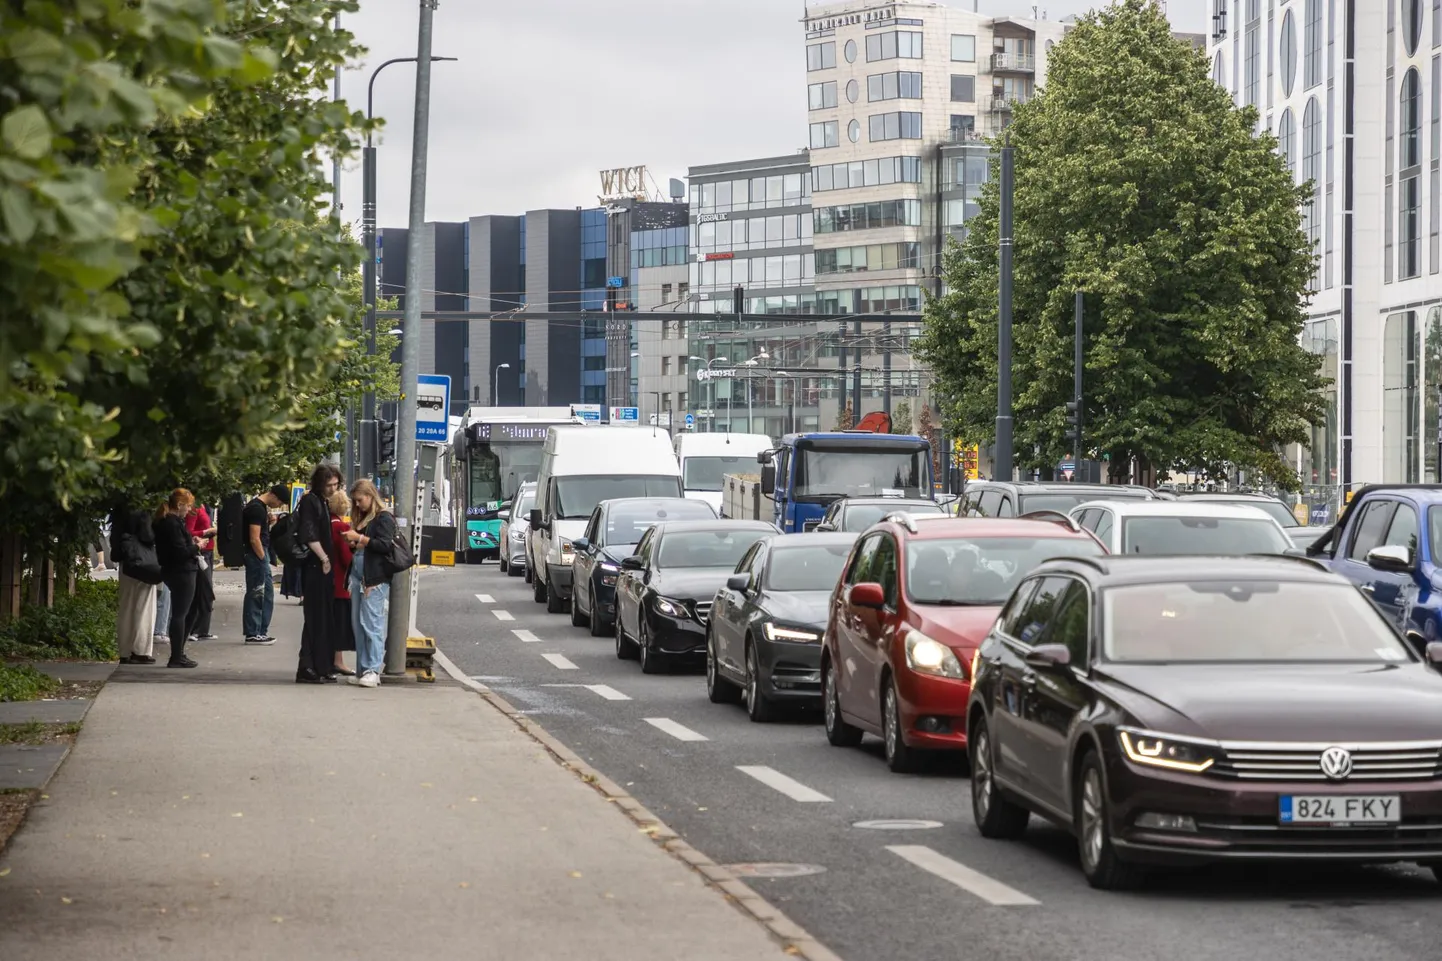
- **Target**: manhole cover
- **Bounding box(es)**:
[852,819,944,830]
[723,862,827,878]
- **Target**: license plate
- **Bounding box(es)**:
[1279,795,1401,825]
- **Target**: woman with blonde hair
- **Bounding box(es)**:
[154,488,203,668]
[327,488,357,677]
[342,479,398,688]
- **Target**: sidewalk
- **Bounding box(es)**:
[0,573,792,960]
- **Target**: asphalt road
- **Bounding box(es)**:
[424,563,1440,961]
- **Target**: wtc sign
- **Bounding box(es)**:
[599,165,648,202]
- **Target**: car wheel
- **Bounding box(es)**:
[969,716,1030,839]
[499,556,508,574]
[639,621,662,675]
[614,611,636,660]
[1422,860,1442,885]
[744,641,776,723]
[882,679,925,773]
[706,628,742,704]
[546,579,567,615]
[823,658,863,747]
[508,561,523,578]
[588,585,609,637]
[533,571,547,604]
[1076,750,1141,890]
[570,583,589,627]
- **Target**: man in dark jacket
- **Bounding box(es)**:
[294,465,342,683]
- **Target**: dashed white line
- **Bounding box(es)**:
[644,717,709,742]
[735,766,832,803]
[585,684,631,701]
[886,845,1039,906]
[492,610,515,622]
[475,593,495,603]
[511,629,542,643]
[541,653,579,670]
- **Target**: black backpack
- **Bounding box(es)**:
[272,514,308,563]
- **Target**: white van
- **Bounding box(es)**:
[529,426,682,614]
[673,432,773,515]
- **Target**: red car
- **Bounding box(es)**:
[822,512,1107,772]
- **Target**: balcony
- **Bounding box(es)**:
[990,52,1036,73]
[989,96,1015,113]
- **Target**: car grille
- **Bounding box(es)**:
[1184,815,1442,854]
[1211,740,1442,782]
[692,600,712,624]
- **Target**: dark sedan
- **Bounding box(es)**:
[706,532,858,722]
[614,520,778,674]
[815,496,945,533]
[569,497,717,636]
[967,554,1442,890]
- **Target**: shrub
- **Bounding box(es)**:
[0,664,59,703]
[0,577,119,662]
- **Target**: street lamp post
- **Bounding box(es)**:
[742,353,770,436]
[493,362,510,407]
[360,53,457,481]
[704,356,729,433]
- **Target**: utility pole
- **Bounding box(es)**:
[1073,291,1084,473]
[333,14,353,485]
[385,0,439,677]
[995,137,1015,481]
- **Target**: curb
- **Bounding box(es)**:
[432,649,845,961]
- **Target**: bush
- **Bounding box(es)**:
[0,664,59,703]
[0,577,119,662]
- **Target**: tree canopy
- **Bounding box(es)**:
[917,0,1325,488]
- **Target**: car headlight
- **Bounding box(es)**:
[764,623,821,643]
[510,528,526,541]
[1117,729,1218,774]
[653,596,686,618]
[904,631,965,679]
[599,562,619,573]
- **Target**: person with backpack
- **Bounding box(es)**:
[111,505,163,664]
[274,507,305,602]
[342,478,404,688]
[242,485,287,645]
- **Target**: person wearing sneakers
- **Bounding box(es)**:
[185,501,219,642]
[154,489,203,669]
[242,485,287,645]
[342,479,397,689]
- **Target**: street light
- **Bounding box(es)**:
[705,356,729,432]
[741,353,770,434]
[493,362,510,407]
[773,370,799,435]
[359,54,457,481]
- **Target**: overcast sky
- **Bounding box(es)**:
[336,0,1206,230]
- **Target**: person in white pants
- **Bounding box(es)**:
[113,508,161,665]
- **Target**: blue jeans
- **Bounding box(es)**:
[243,552,274,638]
[349,550,389,675]
[154,582,171,636]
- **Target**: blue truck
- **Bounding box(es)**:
[1306,484,1442,654]
[756,431,934,533]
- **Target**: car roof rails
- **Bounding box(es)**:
[1019,509,1083,533]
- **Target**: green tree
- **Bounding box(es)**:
[833,401,854,431]
[917,0,1324,489]
[891,401,913,435]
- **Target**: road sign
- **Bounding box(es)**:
[685,413,696,428]
[416,374,451,442]
[569,403,602,423]
[609,406,639,425]
[430,550,455,567]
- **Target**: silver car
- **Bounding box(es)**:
[1068,500,1297,555]
[499,482,538,578]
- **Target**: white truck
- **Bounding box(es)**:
[673,432,773,515]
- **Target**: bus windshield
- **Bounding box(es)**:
[469,442,545,508]
[793,443,930,500]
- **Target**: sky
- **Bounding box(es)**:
[336,0,1207,231]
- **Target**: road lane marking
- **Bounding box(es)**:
[735,766,831,802]
[644,718,709,742]
[541,653,579,670]
[475,594,495,603]
[492,610,515,622]
[511,629,542,643]
[586,684,631,701]
[886,845,1039,906]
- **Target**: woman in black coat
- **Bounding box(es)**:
[154,488,203,669]
[294,464,342,684]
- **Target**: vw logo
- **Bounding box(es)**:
[1319,746,1354,781]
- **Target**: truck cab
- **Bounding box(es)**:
[673,432,773,515]
[1306,484,1442,654]
[757,431,933,533]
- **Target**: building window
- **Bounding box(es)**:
[1278,108,1296,175]
[1383,311,1421,482]
[866,30,923,62]
[868,111,922,142]
[814,199,923,234]
[1303,0,1321,89]
[951,34,976,62]
[848,119,860,142]
[809,120,839,149]
[1403,68,1422,170]
[1302,96,1321,259]
[1433,55,1441,274]
[1404,0,1422,56]
[807,41,836,71]
[844,39,857,63]
[1212,0,1230,40]
[662,356,671,375]
[1280,8,1297,96]
[951,75,976,102]
[867,71,923,101]
[811,156,923,190]
[813,243,921,274]
[1214,50,1226,86]
[846,79,859,103]
[808,80,837,110]
[661,282,672,304]
[1244,0,1261,107]
[1402,175,1422,278]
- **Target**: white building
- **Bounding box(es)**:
[1209,0,1442,488]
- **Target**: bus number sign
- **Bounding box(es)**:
[470,423,552,443]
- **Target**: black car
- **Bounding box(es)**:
[967,554,1442,891]
[569,497,717,636]
[706,532,857,722]
[958,481,1159,518]
[614,520,778,674]
[815,496,945,533]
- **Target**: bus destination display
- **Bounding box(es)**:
[470,423,551,443]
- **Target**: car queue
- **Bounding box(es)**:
[484,428,1442,891]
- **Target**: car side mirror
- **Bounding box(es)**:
[1024,644,1072,670]
[1426,642,1442,666]
[849,582,885,610]
[760,463,776,496]
[621,555,644,571]
[529,509,542,529]
[499,501,512,514]
[815,522,835,532]
[1366,544,1412,573]
[726,573,751,593]
[571,537,590,553]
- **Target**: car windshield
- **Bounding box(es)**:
[554,475,682,520]
[905,536,1106,606]
[1020,491,1151,514]
[1102,580,1414,662]
[682,456,752,492]
[766,543,853,591]
[1190,498,1298,527]
[514,492,535,517]
[794,444,930,499]
[841,501,944,532]
[658,529,770,569]
[1120,516,1292,554]
[605,501,716,549]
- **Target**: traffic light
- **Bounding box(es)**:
[379,420,397,465]
[1064,400,1080,431]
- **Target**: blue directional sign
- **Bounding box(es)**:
[685,413,696,428]
[609,406,639,424]
[606,276,626,288]
[416,374,451,442]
